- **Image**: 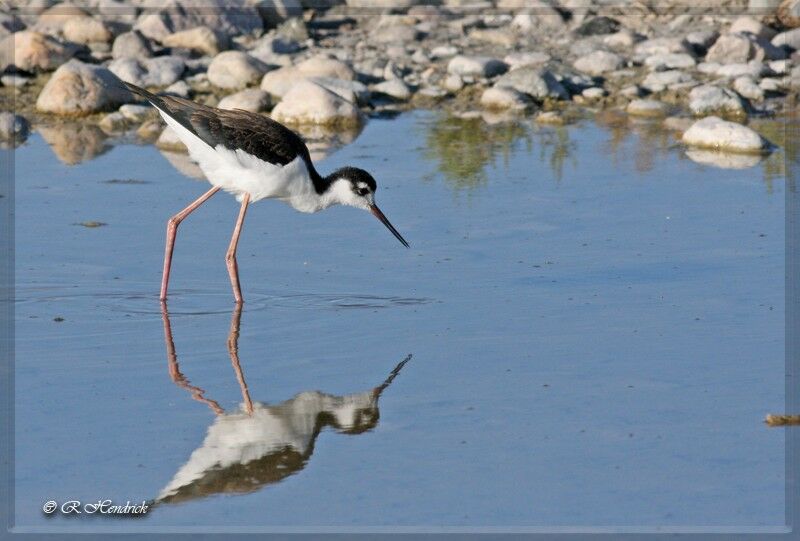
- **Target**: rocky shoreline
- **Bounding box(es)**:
[1,0,798,157]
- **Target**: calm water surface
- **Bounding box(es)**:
[12,110,787,531]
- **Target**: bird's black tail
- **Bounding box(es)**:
[123,81,167,110]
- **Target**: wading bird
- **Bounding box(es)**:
[124,82,409,304]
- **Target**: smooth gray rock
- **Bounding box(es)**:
[112,31,154,59]
[109,56,186,87]
[36,60,133,115]
[641,70,694,92]
[626,99,669,116]
[217,88,271,112]
[372,78,412,101]
[573,50,624,75]
[207,51,269,89]
[733,75,765,101]
[494,65,569,100]
[682,116,769,153]
[0,112,29,142]
[447,55,507,78]
[688,85,746,116]
[644,52,696,71]
[271,80,361,126]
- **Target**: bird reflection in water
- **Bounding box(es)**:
[156,304,411,505]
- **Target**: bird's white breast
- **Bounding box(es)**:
[157,108,325,212]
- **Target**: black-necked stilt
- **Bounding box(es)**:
[124,82,409,304]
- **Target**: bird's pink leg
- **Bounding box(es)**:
[160,186,220,301]
[226,193,250,304]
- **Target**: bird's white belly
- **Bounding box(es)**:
[158,109,322,211]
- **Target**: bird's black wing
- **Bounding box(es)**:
[124,82,313,168]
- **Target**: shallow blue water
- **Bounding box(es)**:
[13,111,785,531]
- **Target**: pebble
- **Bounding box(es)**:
[534,111,565,125]
[163,26,229,57]
[641,70,694,93]
[118,103,154,122]
[442,74,464,92]
[156,126,187,151]
[207,51,269,89]
[0,112,29,142]
[681,116,769,153]
[99,111,128,133]
[688,85,746,116]
[309,77,369,105]
[643,53,696,71]
[469,28,516,47]
[163,80,192,98]
[36,59,133,115]
[373,25,421,44]
[62,15,113,44]
[685,30,719,53]
[271,80,361,126]
[447,55,508,78]
[772,27,800,50]
[371,78,412,101]
[111,30,154,59]
[715,61,769,78]
[217,88,271,112]
[581,87,606,99]
[493,66,568,101]
[733,76,764,101]
[430,45,458,59]
[626,99,669,117]
[729,15,776,41]
[109,56,186,88]
[1,74,32,87]
[634,37,692,57]
[503,52,550,70]
[0,31,78,73]
[573,50,624,76]
[480,86,532,110]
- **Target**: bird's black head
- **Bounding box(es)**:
[331,166,377,197]
[326,166,409,248]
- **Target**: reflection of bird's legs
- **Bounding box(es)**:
[226,194,250,304]
[160,302,224,415]
[161,186,220,301]
[227,303,254,415]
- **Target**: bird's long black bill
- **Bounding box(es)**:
[370,205,409,248]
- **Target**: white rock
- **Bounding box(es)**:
[706,32,786,64]
[688,85,746,116]
[494,66,568,100]
[759,77,782,91]
[715,61,769,78]
[109,56,185,87]
[0,31,77,73]
[62,15,113,44]
[733,76,764,101]
[0,112,29,142]
[207,51,269,89]
[447,55,507,78]
[271,80,361,126]
[682,116,769,153]
[36,59,133,115]
[641,70,694,92]
[771,27,800,50]
[626,99,669,117]
[296,55,355,80]
[685,30,719,52]
[573,50,624,76]
[442,73,464,92]
[308,77,370,105]
[111,30,154,59]
[644,53,696,71]
[729,15,776,40]
[217,88,271,112]
[768,59,789,74]
[430,45,458,59]
[603,29,638,49]
[118,103,154,122]
[164,80,191,98]
[99,111,128,133]
[634,37,691,57]
[581,87,606,99]
[162,26,228,56]
[372,24,420,44]
[156,126,187,151]
[372,78,412,101]
[504,51,550,69]
[480,86,532,110]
